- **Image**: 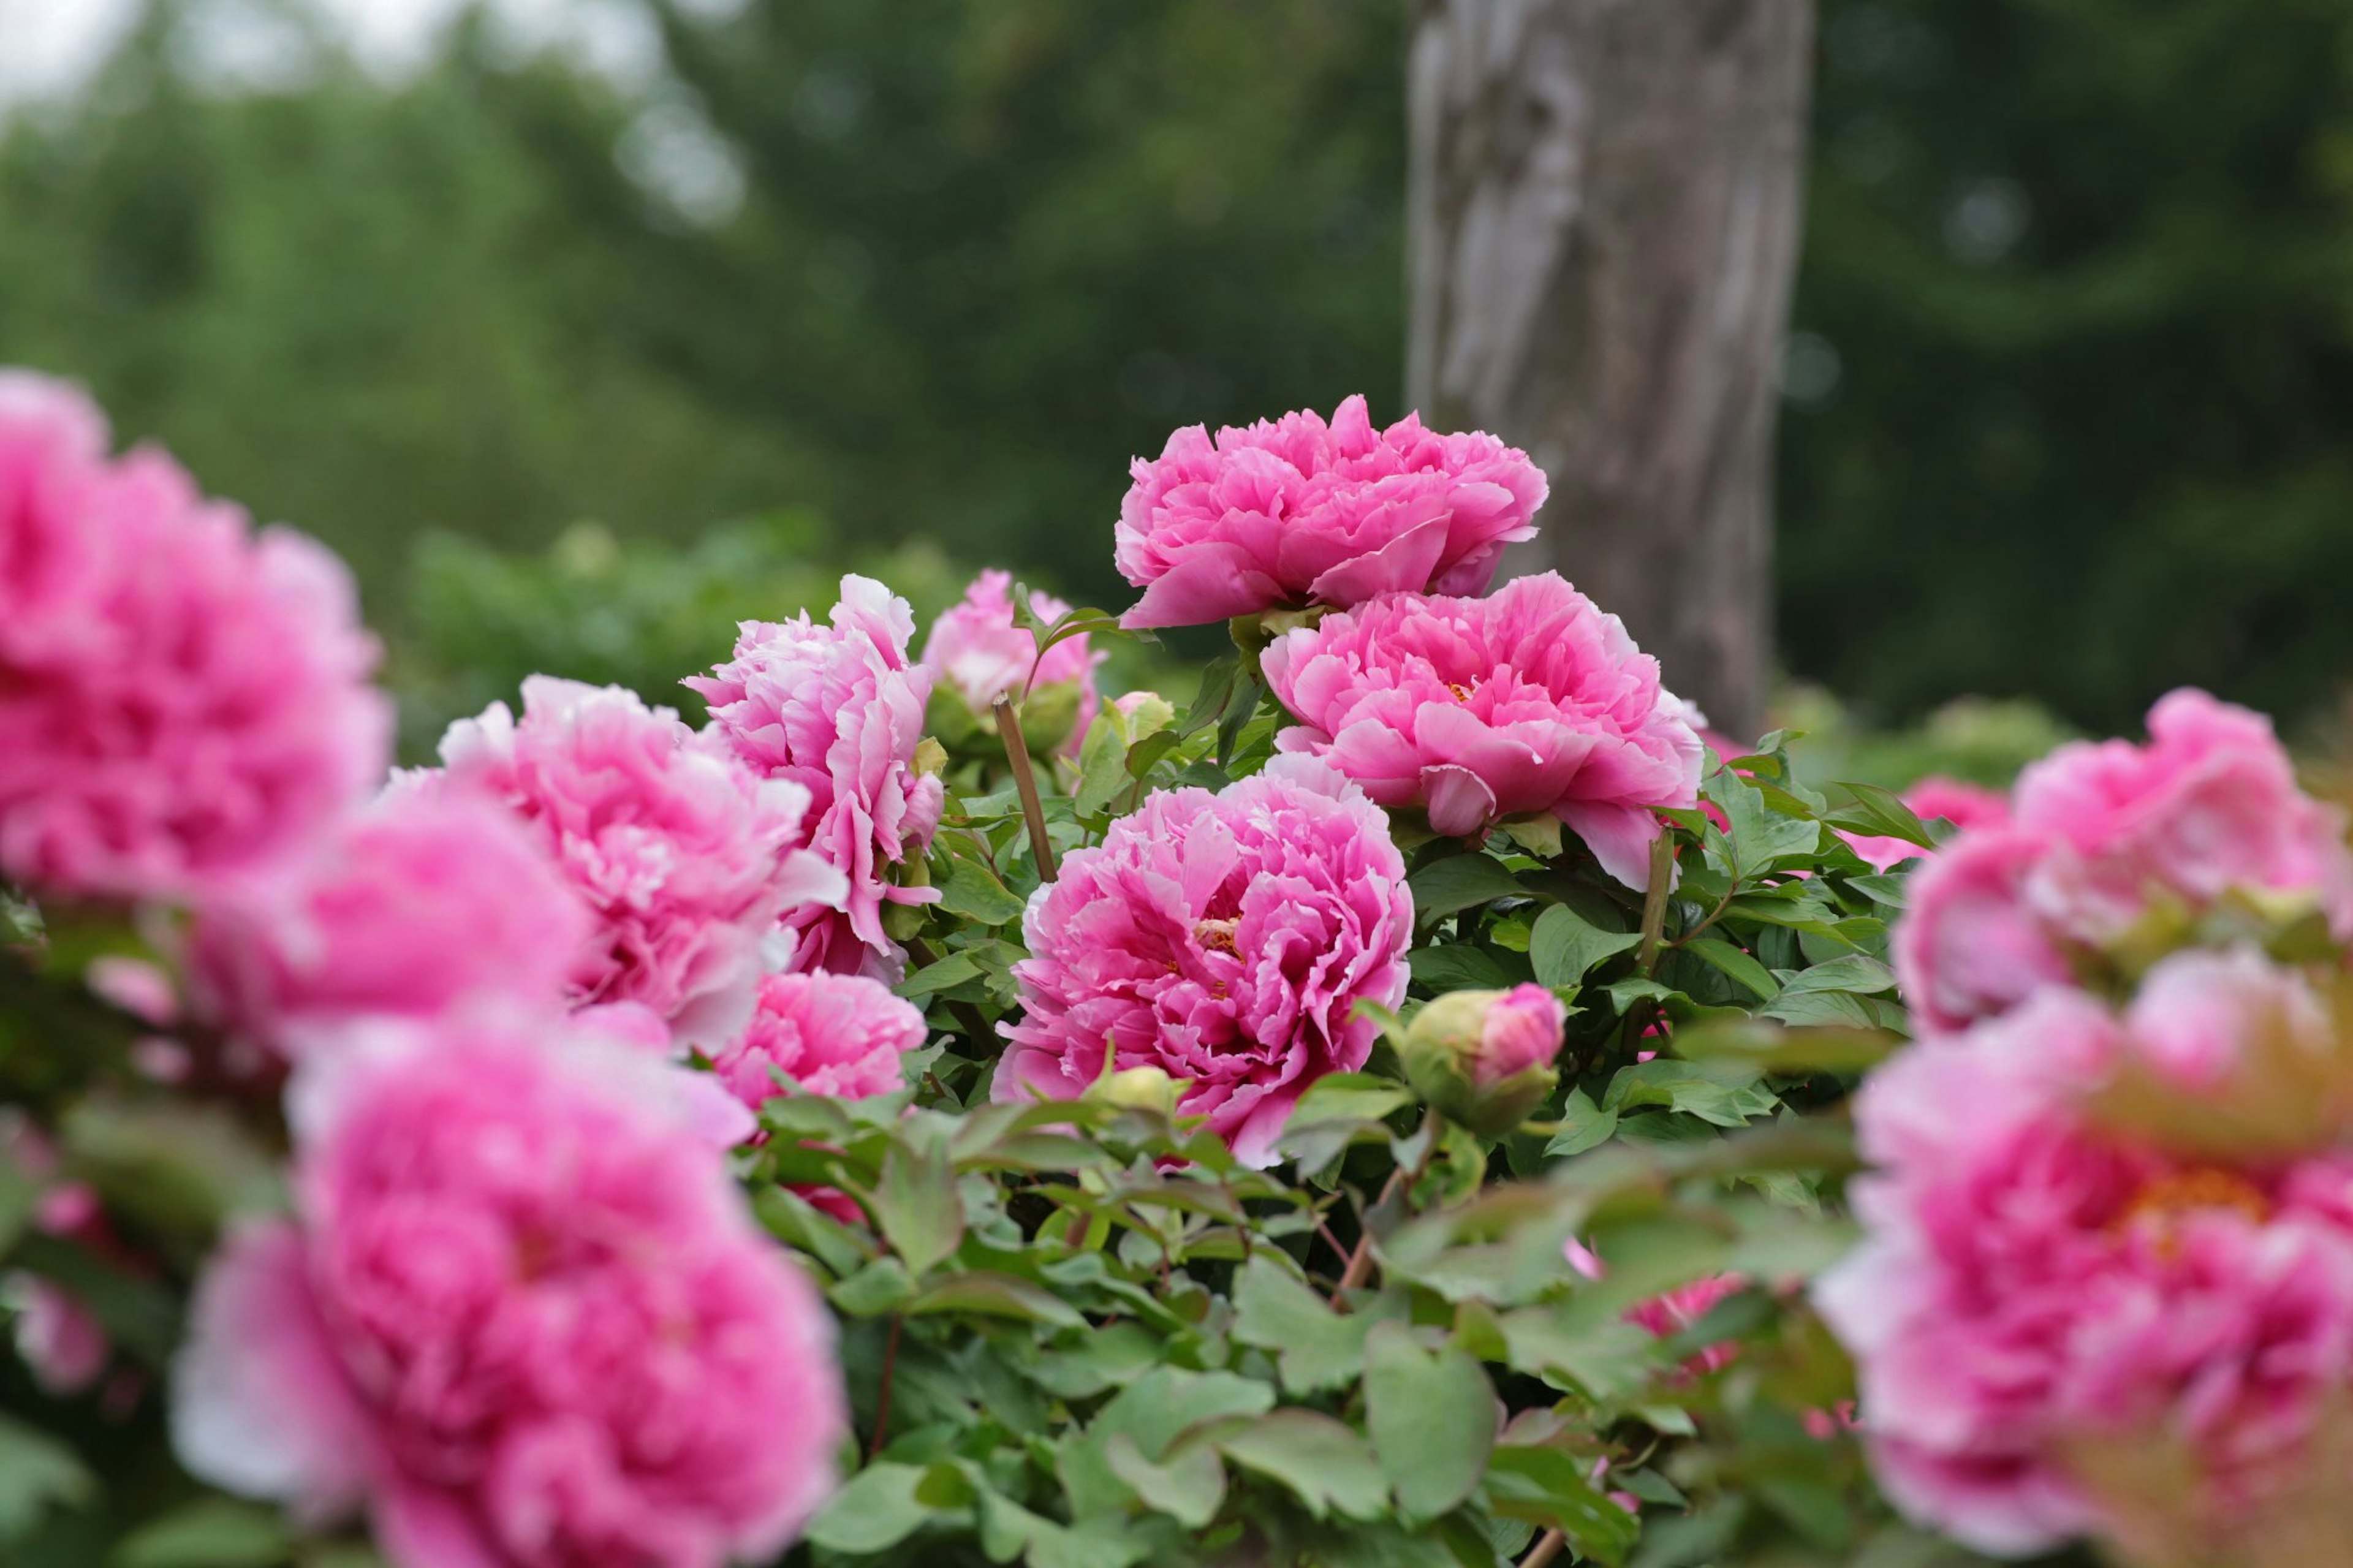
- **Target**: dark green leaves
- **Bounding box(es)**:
[1363,1324,1495,1523]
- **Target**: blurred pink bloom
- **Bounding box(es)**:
[191,791,594,1058]
[920,569,1104,751]
[997,757,1411,1167]
[1841,776,2013,872]
[1626,1274,1746,1376]
[1895,690,2353,1031]
[0,371,389,901]
[172,1013,845,1568]
[1114,395,1547,629]
[689,575,943,977]
[1262,574,1703,888]
[1817,957,2353,1558]
[422,678,843,1050]
[711,971,926,1116]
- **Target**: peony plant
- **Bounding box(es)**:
[4,370,2352,1568]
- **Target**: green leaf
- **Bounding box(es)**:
[0,1414,94,1545]
[898,950,983,999]
[1665,1023,1895,1074]
[1603,1059,1778,1127]
[1363,1323,1495,1523]
[1408,854,1525,922]
[1215,1410,1389,1522]
[936,856,1029,925]
[1709,772,1822,876]
[1061,1367,1276,1517]
[1542,1089,1620,1159]
[871,1134,964,1277]
[0,1156,36,1256]
[1230,1254,1369,1394]
[1762,989,1881,1029]
[1681,936,1780,1000]
[1408,945,1520,992]
[1485,1447,1641,1565]
[905,1270,1086,1328]
[1825,781,1936,850]
[805,1462,932,1553]
[1104,1434,1226,1529]
[1286,1073,1414,1127]
[1528,904,1642,989]
[828,1256,917,1316]
[1073,714,1132,817]
[113,1499,289,1567]
[1776,954,1898,996]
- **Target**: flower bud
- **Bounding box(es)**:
[1112,690,1176,743]
[1400,983,1564,1136]
[1086,1064,1187,1118]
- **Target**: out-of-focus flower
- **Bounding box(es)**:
[920,569,1103,755]
[997,757,1412,1167]
[172,1013,846,1568]
[419,678,841,1050]
[0,371,388,901]
[689,575,943,977]
[190,790,593,1058]
[709,971,925,1118]
[1817,955,2353,1559]
[1399,984,1564,1137]
[1114,395,1547,629]
[1261,574,1703,888]
[1841,776,2013,872]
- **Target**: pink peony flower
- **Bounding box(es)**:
[172,1013,846,1568]
[0,371,389,901]
[1477,984,1567,1085]
[1114,395,1547,629]
[711,971,926,1115]
[1626,1274,1746,1376]
[997,756,1412,1166]
[190,790,594,1058]
[419,678,843,1050]
[689,575,944,977]
[1841,776,2014,872]
[1261,574,1704,888]
[920,569,1104,752]
[1817,957,2353,1558]
[1894,691,2353,1031]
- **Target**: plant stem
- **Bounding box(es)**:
[1330,1113,1440,1307]
[993,695,1058,883]
[870,1314,903,1461]
[1521,1528,1566,1567]
[1636,833,1676,975]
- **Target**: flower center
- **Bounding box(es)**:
[1193,918,1241,956]
[1447,681,1476,703]
[2111,1167,2271,1252]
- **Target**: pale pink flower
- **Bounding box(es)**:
[1817,960,2353,1558]
[1895,691,2353,1031]
[689,575,944,977]
[1114,395,1547,629]
[0,371,388,901]
[997,757,1412,1167]
[172,1013,845,1568]
[711,971,926,1116]
[190,790,594,1058]
[1841,776,2014,872]
[420,678,843,1050]
[1261,574,1703,888]
[920,569,1104,751]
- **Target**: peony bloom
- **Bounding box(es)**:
[0,371,389,901]
[920,569,1104,754]
[1626,1274,1746,1377]
[1399,984,1564,1136]
[1841,776,2013,872]
[1817,955,2353,1559]
[419,678,843,1050]
[172,1013,846,1568]
[710,971,926,1116]
[1114,395,1547,629]
[190,790,594,1059]
[689,575,944,977]
[1261,574,1704,888]
[997,757,1412,1166]
[1894,690,2353,1031]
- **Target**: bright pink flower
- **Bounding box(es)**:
[172,1014,845,1568]
[997,757,1412,1167]
[920,569,1104,751]
[689,575,944,977]
[1627,1274,1746,1376]
[711,971,926,1116]
[1894,691,2353,1031]
[1477,985,1566,1086]
[1114,395,1547,629]
[420,678,843,1050]
[0,371,388,901]
[1817,959,2353,1558]
[191,791,594,1058]
[1261,574,1703,888]
[1841,776,2014,872]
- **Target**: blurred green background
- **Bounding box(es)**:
[4,0,2350,765]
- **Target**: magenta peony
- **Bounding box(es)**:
[1476,984,1568,1085]
[1895,689,2353,1031]
[0,371,389,901]
[689,575,944,977]
[1114,395,1547,629]
[191,790,594,1059]
[420,678,843,1050]
[920,569,1104,751]
[710,971,927,1116]
[172,1013,846,1568]
[1261,573,1704,888]
[1817,953,2353,1557]
[997,756,1412,1167]
[1841,776,2013,872]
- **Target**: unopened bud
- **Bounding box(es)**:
[1400,984,1564,1137]
[1087,1065,1187,1118]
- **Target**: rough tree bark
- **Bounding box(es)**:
[1407,0,1815,743]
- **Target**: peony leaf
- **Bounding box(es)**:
[1408,852,1525,923]
[1230,1254,1371,1394]
[1529,903,1641,988]
[1364,1322,1495,1523]
[936,855,1029,926]
[871,1133,964,1278]
[1214,1409,1389,1522]
[805,1463,931,1554]
[113,1499,289,1568]
[0,1415,93,1545]
[1484,1446,1641,1564]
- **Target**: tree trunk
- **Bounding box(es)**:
[1407,0,1814,743]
